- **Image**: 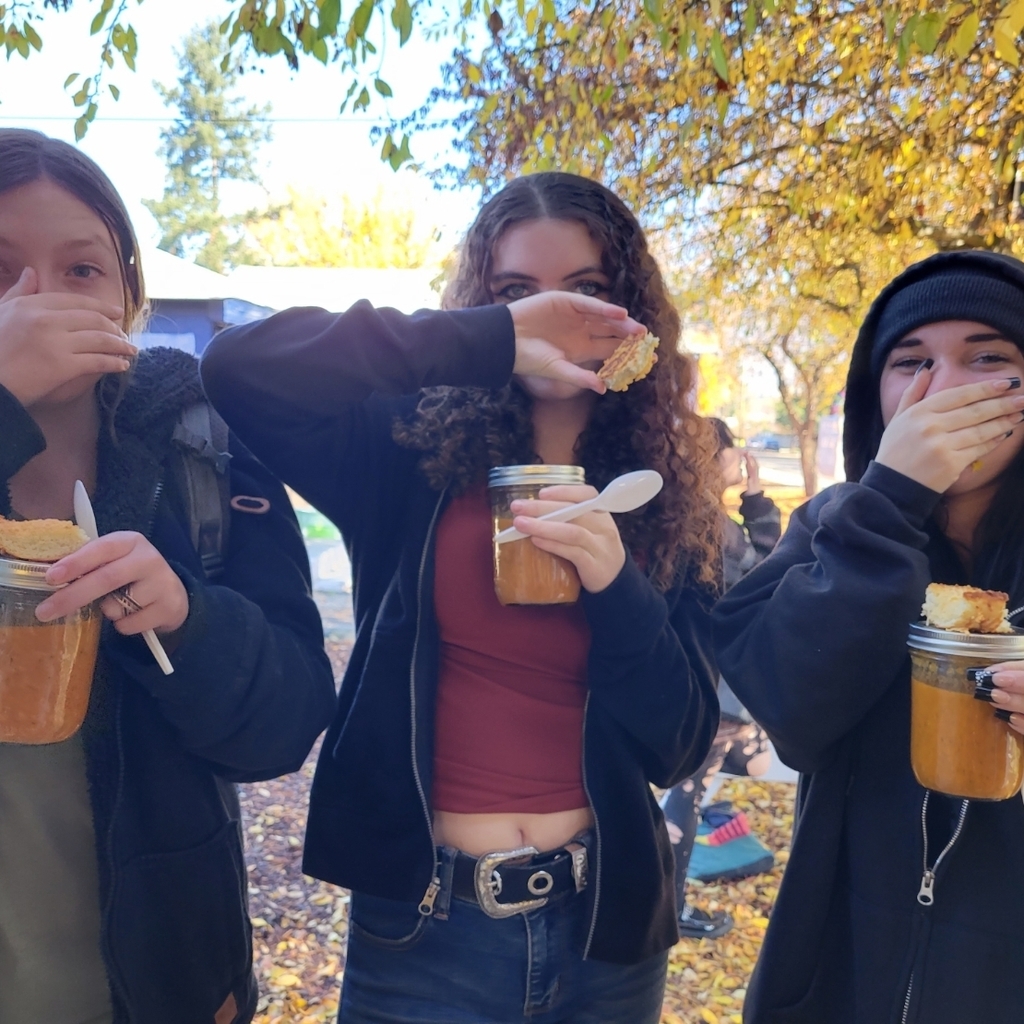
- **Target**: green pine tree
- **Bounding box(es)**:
[144,23,271,273]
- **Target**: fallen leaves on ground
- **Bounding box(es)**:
[242,636,352,1024]
[662,779,795,1024]
[241,627,796,1024]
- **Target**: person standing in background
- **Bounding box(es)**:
[663,418,778,939]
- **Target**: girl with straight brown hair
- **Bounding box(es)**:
[0,129,335,1024]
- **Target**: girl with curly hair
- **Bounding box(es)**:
[202,171,720,1023]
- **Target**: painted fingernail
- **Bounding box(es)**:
[974,681,997,702]
[914,359,935,376]
[1008,377,1022,389]
[967,668,994,684]
[994,709,1014,723]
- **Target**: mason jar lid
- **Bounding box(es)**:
[0,555,58,593]
[907,621,1024,658]
[488,465,585,488]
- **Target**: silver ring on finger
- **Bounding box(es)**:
[112,585,144,617]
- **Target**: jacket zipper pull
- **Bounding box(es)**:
[917,869,935,906]
[419,877,441,917]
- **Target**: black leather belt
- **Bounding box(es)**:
[450,843,589,919]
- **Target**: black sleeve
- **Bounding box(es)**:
[580,557,720,788]
[738,491,782,562]
[712,462,940,774]
[200,302,515,535]
[0,383,46,493]
[104,439,337,782]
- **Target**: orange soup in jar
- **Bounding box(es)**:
[0,555,101,744]
[488,465,585,606]
[908,623,1024,800]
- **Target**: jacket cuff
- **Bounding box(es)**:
[861,460,941,529]
[580,555,665,655]
[0,384,46,482]
[739,491,776,520]
[446,304,516,389]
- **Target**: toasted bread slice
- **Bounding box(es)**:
[0,515,90,563]
[597,332,660,392]
[922,582,1012,634]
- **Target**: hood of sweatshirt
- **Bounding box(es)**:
[843,250,1024,482]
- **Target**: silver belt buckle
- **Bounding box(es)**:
[566,842,588,893]
[474,846,548,919]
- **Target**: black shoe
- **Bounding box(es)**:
[678,902,733,939]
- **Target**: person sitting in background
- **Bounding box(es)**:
[662,418,778,938]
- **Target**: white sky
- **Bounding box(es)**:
[0,0,481,253]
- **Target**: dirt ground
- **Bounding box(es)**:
[240,612,796,1024]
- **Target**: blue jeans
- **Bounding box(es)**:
[338,846,668,1023]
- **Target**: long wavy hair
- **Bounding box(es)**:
[394,172,721,591]
[0,129,146,429]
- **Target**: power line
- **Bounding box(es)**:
[0,114,389,124]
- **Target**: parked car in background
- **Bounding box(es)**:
[748,432,782,451]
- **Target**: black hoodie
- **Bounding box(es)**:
[713,251,1024,1024]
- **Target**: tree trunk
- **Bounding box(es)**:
[796,426,818,496]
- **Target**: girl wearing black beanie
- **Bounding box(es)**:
[714,250,1024,1024]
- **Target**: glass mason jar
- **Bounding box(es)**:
[488,465,586,606]
[908,622,1024,800]
[0,556,101,744]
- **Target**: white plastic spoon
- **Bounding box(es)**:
[494,469,664,545]
[74,480,174,676]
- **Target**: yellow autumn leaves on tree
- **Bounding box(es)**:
[245,188,441,268]
[434,1,1024,490]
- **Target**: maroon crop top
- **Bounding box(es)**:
[432,486,591,815]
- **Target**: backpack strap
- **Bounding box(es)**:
[171,402,232,579]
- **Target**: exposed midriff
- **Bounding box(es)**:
[0,619,100,744]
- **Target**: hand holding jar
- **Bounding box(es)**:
[509,484,626,594]
[36,531,189,639]
[974,661,1024,734]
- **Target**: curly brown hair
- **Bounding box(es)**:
[394,172,721,591]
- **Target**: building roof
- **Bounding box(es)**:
[141,247,231,301]
[141,246,442,313]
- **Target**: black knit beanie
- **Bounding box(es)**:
[870,265,1024,376]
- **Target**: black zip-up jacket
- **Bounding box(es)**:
[201,300,719,964]
[714,251,1024,1024]
[0,348,336,1024]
